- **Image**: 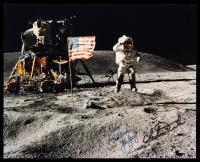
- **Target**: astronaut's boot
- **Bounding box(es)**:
[115,74,124,93]
[130,84,137,92]
[115,83,121,93]
[130,74,137,92]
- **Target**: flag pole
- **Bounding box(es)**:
[68,20,75,108]
[68,56,75,107]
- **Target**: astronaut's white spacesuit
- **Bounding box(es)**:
[113,35,141,92]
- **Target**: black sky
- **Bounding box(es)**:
[3,4,197,64]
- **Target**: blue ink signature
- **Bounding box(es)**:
[121,130,139,154]
[102,114,186,157]
[103,122,139,154]
[103,123,128,143]
[108,123,121,134]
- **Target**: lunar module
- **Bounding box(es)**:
[5,16,95,94]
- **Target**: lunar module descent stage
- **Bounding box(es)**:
[5,16,96,93]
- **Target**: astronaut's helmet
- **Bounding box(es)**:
[124,38,134,50]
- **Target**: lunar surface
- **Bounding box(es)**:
[3,51,196,158]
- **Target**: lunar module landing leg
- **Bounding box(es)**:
[5,61,21,94]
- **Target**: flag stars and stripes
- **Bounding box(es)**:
[67,36,96,60]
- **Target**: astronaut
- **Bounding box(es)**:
[113,35,141,93]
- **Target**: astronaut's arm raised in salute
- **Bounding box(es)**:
[113,35,127,52]
[113,41,122,52]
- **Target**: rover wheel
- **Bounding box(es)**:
[41,80,54,93]
[6,76,20,94]
[7,82,19,94]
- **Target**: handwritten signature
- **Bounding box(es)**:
[121,131,139,154]
[143,114,186,143]
[103,113,186,157]
[103,122,139,154]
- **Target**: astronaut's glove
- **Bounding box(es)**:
[118,35,128,44]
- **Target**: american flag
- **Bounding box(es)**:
[67,36,96,61]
